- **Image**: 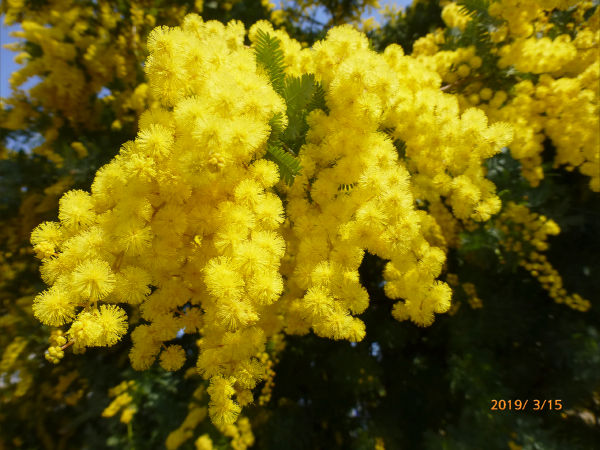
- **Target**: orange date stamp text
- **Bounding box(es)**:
[490,399,563,411]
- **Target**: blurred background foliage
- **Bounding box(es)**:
[1,0,599,449]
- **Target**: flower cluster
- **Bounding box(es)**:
[166,383,255,450]
[32,15,286,425]
[498,202,590,312]
[1,0,195,165]
[249,21,511,337]
[413,0,599,190]
[166,386,208,449]
[488,0,580,38]
[441,2,470,31]
[102,380,138,424]
[32,14,512,427]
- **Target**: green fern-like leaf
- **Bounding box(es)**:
[265,143,302,185]
[457,0,490,18]
[280,74,329,154]
[268,112,285,143]
[284,74,327,114]
[281,74,317,148]
[283,74,316,113]
[254,29,286,96]
[255,32,329,185]
[306,81,328,113]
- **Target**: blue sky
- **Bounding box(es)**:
[0,1,412,101]
[0,21,19,100]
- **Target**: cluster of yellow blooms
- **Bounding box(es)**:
[27,7,596,441]
[1,0,196,165]
[257,350,277,405]
[413,1,599,190]
[1,331,87,445]
[102,380,138,424]
[440,2,469,31]
[217,416,255,450]
[498,202,590,312]
[165,384,254,450]
[32,15,288,426]
[166,386,209,449]
[488,0,579,38]
[29,13,516,428]
[45,329,67,363]
[51,369,86,406]
[255,21,511,339]
[484,67,599,189]
[0,0,593,446]
[462,282,483,309]
[0,336,32,397]
[497,35,577,74]
[445,274,482,314]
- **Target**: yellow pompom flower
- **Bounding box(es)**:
[195,434,213,450]
[120,406,137,424]
[58,189,96,231]
[31,222,63,252]
[32,285,76,326]
[250,159,280,188]
[95,305,128,346]
[203,257,245,301]
[69,311,104,348]
[136,123,174,159]
[71,259,116,301]
[207,376,241,425]
[160,345,187,371]
[69,305,127,348]
[113,266,152,304]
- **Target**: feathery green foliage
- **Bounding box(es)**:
[265,143,302,185]
[443,1,505,83]
[306,81,327,113]
[254,28,286,96]
[283,74,317,114]
[281,73,327,153]
[268,112,286,142]
[257,33,329,184]
[457,0,491,19]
